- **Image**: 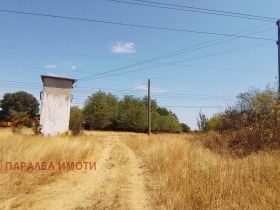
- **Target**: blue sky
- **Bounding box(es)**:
[0,0,279,129]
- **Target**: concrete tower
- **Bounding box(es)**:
[40,75,76,136]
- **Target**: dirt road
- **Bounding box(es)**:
[32,136,151,210]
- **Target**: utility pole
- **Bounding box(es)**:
[148,79,151,135]
[277,20,280,93]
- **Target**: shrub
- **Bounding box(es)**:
[205,87,280,156]
[69,106,84,136]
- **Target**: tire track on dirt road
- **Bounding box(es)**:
[30,136,151,210]
[80,137,151,210]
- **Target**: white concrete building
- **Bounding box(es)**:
[40,75,76,136]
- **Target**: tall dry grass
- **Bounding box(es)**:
[0,128,104,209]
[125,133,280,210]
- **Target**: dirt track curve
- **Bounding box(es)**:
[32,136,151,210]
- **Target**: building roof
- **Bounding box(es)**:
[41,75,76,84]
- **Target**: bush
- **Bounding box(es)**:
[205,87,280,156]
[69,106,84,136]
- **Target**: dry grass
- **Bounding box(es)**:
[0,128,104,209]
[124,133,280,210]
[1,128,280,209]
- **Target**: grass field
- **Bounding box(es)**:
[0,128,105,209]
[125,133,280,209]
[0,128,279,209]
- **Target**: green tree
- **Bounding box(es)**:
[0,91,39,121]
[83,91,118,130]
[165,112,182,133]
[69,106,84,136]
[156,109,182,133]
[81,91,183,133]
[157,107,169,116]
[181,123,191,133]
[116,96,147,132]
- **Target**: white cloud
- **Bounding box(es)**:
[111,42,136,54]
[134,84,147,91]
[45,62,81,71]
[45,64,58,69]
[133,83,167,93]
[71,65,77,70]
[151,87,168,93]
[62,62,81,71]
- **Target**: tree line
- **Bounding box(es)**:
[71,91,191,135]
[0,90,191,134]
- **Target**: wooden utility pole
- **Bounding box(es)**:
[148,79,151,135]
[277,20,280,93]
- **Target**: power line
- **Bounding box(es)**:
[152,92,234,99]
[107,65,269,75]
[0,62,271,75]
[0,80,237,100]
[0,63,94,74]
[163,105,226,109]
[0,75,246,91]
[72,87,236,101]
[152,96,232,102]
[170,42,273,64]
[0,45,140,63]
[0,84,40,89]
[74,88,147,96]
[0,79,40,85]
[0,85,41,92]
[80,42,273,81]
[125,26,274,65]
[77,72,253,86]
[0,24,272,65]
[127,0,277,21]
[114,75,250,86]
[0,82,232,110]
[0,80,149,95]
[0,27,274,76]
[107,0,277,22]
[0,42,271,91]
[72,86,233,98]
[72,101,225,109]
[78,26,274,81]
[0,9,275,41]
[0,25,273,81]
